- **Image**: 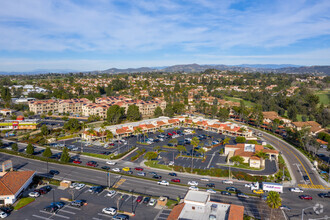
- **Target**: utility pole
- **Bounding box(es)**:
[131,190,134,214]
[108,171,111,188]
[282,166,285,182]
[191,146,194,173]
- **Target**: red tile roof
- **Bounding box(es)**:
[167,203,185,220]
[0,171,35,196]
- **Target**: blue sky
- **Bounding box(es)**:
[0,0,330,71]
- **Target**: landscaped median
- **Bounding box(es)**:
[14,197,35,210]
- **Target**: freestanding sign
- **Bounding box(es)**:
[2,160,13,172]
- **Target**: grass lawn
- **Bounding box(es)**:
[144,160,172,170]
[81,152,110,159]
[223,96,255,107]
[14,197,35,210]
[315,90,330,105]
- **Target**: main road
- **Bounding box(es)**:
[252,127,330,190]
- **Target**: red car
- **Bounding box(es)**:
[171,178,181,183]
[73,159,82,164]
[135,167,143,171]
[167,133,173,136]
[172,131,177,134]
[299,195,313,200]
[108,143,115,146]
[86,161,98,167]
[34,189,47,195]
[136,196,143,203]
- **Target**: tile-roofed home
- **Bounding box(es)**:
[0,171,35,205]
[292,121,324,135]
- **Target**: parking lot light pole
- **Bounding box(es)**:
[108,171,111,188]
[302,206,314,220]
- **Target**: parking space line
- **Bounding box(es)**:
[58,209,76,214]
[97,213,113,218]
[63,206,81,211]
[125,195,131,202]
[39,210,53,215]
[53,213,70,219]
[32,215,50,220]
[92,218,102,220]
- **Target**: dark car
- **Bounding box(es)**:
[101,151,111,155]
[143,197,150,204]
[303,175,310,182]
[206,183,215,188]
[41,185,52,192]
[0,207,13,214]
[168,172,177,176]
[226,187,237,192]
[49,170,60,175]
[44,205,58,213]
[70,200,84,207]
[149,172,157,176]
[136,196,143,203]
[113,214,129,220]
[101,166,111,171]
[34,188,47,195]
[319,193,330,198]
[86,161,98,167]
[221,191,231,196]
[92,186,104,194]
[152,175,162,179]
[127,171,133,175]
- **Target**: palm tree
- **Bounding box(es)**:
[191,137,200,172]
[254,150,269,167]
[177,145,187,157]
[105,130,113,142]
[266,191,282,220]
[222,137,231,145]
[134,127,142,142]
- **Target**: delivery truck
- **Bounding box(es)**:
[262,182,283,193]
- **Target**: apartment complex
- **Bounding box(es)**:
[29,96,166,118]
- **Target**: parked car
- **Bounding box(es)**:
[86,161,98,167]
[51,202,65,209]
[102,207,117,215]
[70,182,79,188]
[171,178,181,183]
[49,170,59,175]
[29,191,40,198]
[92,186,104,194]
[206,183,215,188]
[290,188,303,192]
[318,193,330,198]
[168,172,177,176]
[0,211,8,218]
[188,181,198,186]
[149,198,157,206]
[299,195,313,200]
[75,183,85,190]
[113,214,129,220]
[136,196,143,203]
[106,190,116,197]
[245,183,252,187]
[44,205,58,213]
[143,197,150,204]
[70,200,84,207]
[221,191,231,196]
[34,188,47,195]
[157,180,169,186]
[122,167,130,172]
[41,185,52,192]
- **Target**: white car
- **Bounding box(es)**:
[70,182,79,188]
[0,211,8,218]
[189,186,199,191]
[106,190,116,197]
[106,161,117,165]
[29,191,40,198]
[200,178,209,182]
[169,161,175,166]
[159,138,164,141]
[157,180,169,186]
[149,198,157,206]
[245,183,252,188]
[102,207,117,215]
[75,183,85,190]
[222,180,233,184]
[290,188,303,193]
[206,189,216,194]
[112,168,120,172]
[188,181,198,186]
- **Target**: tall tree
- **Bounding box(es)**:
[177,145,187,156]
[107,105,125,124]
[266,191,282,220]
[60,147,70,163]
[1,87,11,105]
[11,143,18,151]
[218,107,230,122]
[154,106,163,117]
[42,147,53,157]
[191,137,200,172]
[26,143,34,155]
[230,155,244,165]
[41,124,50,137]
[126,104,141,121]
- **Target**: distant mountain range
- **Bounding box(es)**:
[1,64,329,75]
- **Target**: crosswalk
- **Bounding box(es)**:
[113,178,126,188]
[298,184,326,189]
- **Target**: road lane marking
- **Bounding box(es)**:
[113,178,126,188]
[298,184,325,189]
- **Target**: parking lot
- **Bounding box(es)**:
[8,184,160,220]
